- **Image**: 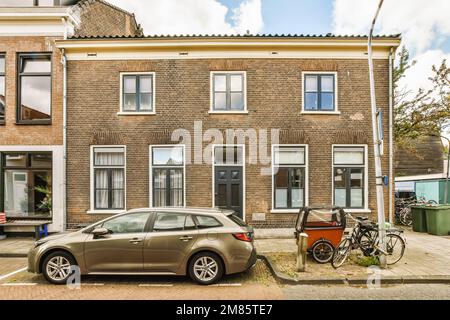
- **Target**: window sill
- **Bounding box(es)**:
[117,112,156,116]
[209,110,249,115]
[301,111,341,115]
[15,120,52,125]
[87,210,126,215]
[270,209,300,214]
[343,209,371,213]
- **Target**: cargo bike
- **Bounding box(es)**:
[294,206,346,263]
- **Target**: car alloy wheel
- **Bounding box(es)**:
[46,256,71,282]
[193,256,218,281]
[42,251,76,285]
[188,252,224,285]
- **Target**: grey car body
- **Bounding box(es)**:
[28,207,257,284]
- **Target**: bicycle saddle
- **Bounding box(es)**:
[356,216,368,221]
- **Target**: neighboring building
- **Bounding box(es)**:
[0,0,141,232]
[57,34,400,228]
[395,135,444,177]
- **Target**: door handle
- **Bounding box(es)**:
[129,238,143,244]
[179,236,193,242]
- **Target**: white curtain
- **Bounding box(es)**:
[95,169,109,209]
[112,169,124,209]
[154,169,166,207]
[170,170,183,207]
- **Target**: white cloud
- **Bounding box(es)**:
[333,0,450,54]
[399,50,450,94]
[333,0,450,107]
[107,0,263,36]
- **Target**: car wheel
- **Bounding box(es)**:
[42,251,76,285]
[188,252,224,285]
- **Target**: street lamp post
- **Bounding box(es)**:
[441,136,450,204]
[368,0,387,268]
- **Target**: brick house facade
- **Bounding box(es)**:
[58,35,400,228]
[0,0,141,232]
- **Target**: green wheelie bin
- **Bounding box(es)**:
[425,205,450,236]
[411,205,427,232]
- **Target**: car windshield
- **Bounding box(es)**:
[227,214,247,227]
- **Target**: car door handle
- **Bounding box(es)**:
[129,238,143,244]
[179,236,193,242]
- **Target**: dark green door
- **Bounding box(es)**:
[214,167,243,218]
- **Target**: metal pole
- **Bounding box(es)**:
[368,0,387,268]
[388,48,394,224]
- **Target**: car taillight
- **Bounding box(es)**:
[233,233,252,242]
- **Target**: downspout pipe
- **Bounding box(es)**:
[61,48,67,231]
[388,47,394,224]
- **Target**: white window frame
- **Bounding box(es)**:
[271,144,309,213]
[331,144,370,212]
[209,71,248,114]
[211,144,246,221]
[88,145,127,214]
[301,71,340,115]
[118,72,156,115]
[149,144,186,208]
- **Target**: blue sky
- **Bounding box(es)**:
[221,0,333,35]
[110,0,449,113]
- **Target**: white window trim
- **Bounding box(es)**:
[209,71,248,114]
[271,144,309,213]
[149,144,186,208]
[331,144,369,211]
[211,144,246,221]
[301,71,339,114]
[88,145,127,215]
[119,71,156,115]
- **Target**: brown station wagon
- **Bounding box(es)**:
[28,208,257,285]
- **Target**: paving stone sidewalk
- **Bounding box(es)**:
[255,230,450,281]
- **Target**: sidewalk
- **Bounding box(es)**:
[255,230,450,284]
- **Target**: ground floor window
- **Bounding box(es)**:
[92,146,125,211]
[0,152,52,218]
[151,145,185,207]
[333,146,366,209]
[272,145,307,209]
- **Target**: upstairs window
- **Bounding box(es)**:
[17,53,52,123]
[211,72,246,112]
[0,55,4,123]
[303,73,337,112]
[120,73,154,113]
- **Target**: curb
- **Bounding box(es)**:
[257,254,450,285]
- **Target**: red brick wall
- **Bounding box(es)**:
[66,58,391,228]
[0,36,63,146]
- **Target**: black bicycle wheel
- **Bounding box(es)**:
[399,207,412,226]
[385,233,406,265]
[331,237,352,269]
[358,228,378,257]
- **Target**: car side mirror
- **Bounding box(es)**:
[92,227,110,237]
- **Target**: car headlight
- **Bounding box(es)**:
[34,239,48,248]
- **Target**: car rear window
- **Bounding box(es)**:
[194,215,222,229]
[227,214,248,227]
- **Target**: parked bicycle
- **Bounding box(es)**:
[331,213,406,268]
[395,195,437,226]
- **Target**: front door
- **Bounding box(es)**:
[214,166,243,218]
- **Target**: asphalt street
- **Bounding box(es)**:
[0,258,449,300]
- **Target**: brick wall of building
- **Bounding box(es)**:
[74,0,142,37]
[0,36,63,146]
[66,58,391,228]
